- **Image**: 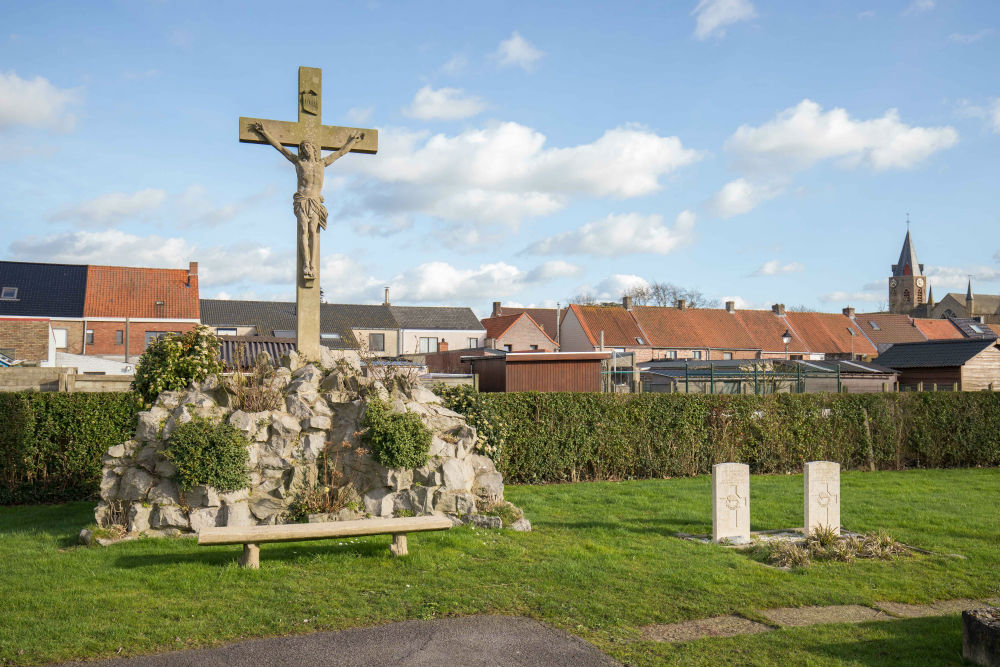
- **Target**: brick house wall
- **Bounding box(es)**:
[50,320,85,354]
[0,318,50,363]
[491,316,557,351]
[85,321,199,357]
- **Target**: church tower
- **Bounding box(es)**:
[888,229,927,314]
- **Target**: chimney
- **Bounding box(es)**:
[772,303,785,316]
[438,340,449,352]
[383,286,390,305]
[623,295,633,311]
[725,300,736,313]
[492,301,502,317]
[187,261,198,287]
[676,299,687,310]
[842,307,855,318]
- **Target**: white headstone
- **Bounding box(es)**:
[804,461,840,536]
[712,463,750,543]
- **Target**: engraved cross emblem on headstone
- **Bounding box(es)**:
[238,67,378,361]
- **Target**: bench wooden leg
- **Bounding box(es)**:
[390,533,408,557]
[239,543,260,569]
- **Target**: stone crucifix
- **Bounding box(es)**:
[239,66,377,360]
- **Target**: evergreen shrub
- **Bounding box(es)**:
[0,392,142,504]
[435,387,1000,483]
[361,398,431,469]
[132,325,223,405]
[163,419,250,492]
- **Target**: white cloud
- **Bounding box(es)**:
[49,188,166,226]
[752,260,804,277]
[525,260,584,281]
[593,274,650,301]
[494,32,543,71]
[403,86,487,121]
[727,99,958,173]
[857,10,876,19]
[958,98,1000,133]
[526,210,696,256]
[176,185,275,226]
[925,265,1000,291]
[820,290,883,304]
[388,261,525,302]
[949,29,993,44]
[0,71,79,131]
[440,54,468,76]
[692,0,756,40]
[345,106,374,124]
[712,100,958,217]
[902,0,934,16]
[709,178,782,218]
[352,214,414,238]
[346,122,701,228]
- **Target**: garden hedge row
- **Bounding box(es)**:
[437,388,1000,483]
[0,392,142,504]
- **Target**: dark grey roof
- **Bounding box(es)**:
[389,305,485,331]
[892,230,923,277]
[875,338,998,368]
[218,335,296,368]
[0,261,88,318]
[946,317,997,340]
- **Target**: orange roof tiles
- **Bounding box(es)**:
[569,304,649,348]
[786,312,877,356]
[84,264,199,319]
[733,309,810,354]
[912,318,964,340]
[852,313,927,345]
[481,313,522,340]
[632,306,756,349]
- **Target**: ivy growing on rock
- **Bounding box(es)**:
[361,398,431,470]
[163,418,250,492]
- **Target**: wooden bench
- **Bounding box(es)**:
[198,515,453,568]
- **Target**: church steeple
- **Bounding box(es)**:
[888,226,927,314]
[892,230,924,277]
[966,278,975,316]
[927,284,934,308]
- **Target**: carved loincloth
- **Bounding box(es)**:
[293,193,328,230]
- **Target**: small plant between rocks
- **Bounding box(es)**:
[745,527,910,569]
[224,345,283,412]
[361,398,431,469]
[163,419,250,492]
[287,440,370,523]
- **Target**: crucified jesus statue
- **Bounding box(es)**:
[249,122,363,281]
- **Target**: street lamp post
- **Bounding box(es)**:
[782,329,792,361]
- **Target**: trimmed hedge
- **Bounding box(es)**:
[0,392,142,504]
[436,388,1000,484]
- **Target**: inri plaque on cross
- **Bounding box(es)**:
[239,66,377,361]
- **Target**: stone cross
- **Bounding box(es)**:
[239,66,377,361]
[712,463,750,543]
[804,461,840,536]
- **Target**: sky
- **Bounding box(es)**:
[1,0,998,317]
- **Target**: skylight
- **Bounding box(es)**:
[869,321,880,331]
[1,287,17,300]
[970,324,984,334]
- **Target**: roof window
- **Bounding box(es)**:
[320,333,342,340]
[970,324,984,334]
[155,300,165,306]
[869,321,880,331]
[1,287,17,300]
[635,337,645,345]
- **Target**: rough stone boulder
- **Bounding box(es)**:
[94,360,520,536]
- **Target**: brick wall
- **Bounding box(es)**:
[85,321,198,357]
[494,316,557,351]
[51,320,84,354]
[0,319,50,363]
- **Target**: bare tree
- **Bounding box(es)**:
[626,282,719,308]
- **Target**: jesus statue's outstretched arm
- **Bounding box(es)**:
[324,131,364,166]
[249,122,297,164]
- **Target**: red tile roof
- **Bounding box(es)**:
[785,312,877,356]
[852,313,927,345]
[84,264,200,319]
[494,307,563,339]
[912,318,964,340]
[481,313,522,340]
[733,310,810,354]
[633,306,756,349]
[569,304,649,348]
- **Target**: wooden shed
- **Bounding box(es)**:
[874,338,1000,391]
[464,351,610,393]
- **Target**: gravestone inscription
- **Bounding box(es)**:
[712,463,750,543]
[804,460,840,536]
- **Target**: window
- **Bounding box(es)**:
[320,333,342,342]
[970,324,985,334]
[85,330,94,345]
[369,333,385,352]
[635,337,645,345]
[115,330,124,345]
[216,328,237,336]
[468,337,478,349]
[53,328,68,348]
[530,344,539,350]
[668,351,678,359]
[869,321,881,331]
[503,344,513,352]
[692,351,703,360]
[1,287,17,300]
[722,352,733,360]
[419,337,438,354]
[144,331,179,348]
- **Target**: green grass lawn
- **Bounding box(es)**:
[1,468,998,666]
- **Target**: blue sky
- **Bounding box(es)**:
[2,0,998,316]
